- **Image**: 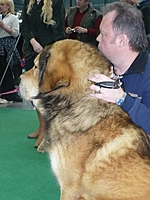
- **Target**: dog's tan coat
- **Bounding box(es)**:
[20,39,150,200]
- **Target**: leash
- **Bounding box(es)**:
[0,87,19,97]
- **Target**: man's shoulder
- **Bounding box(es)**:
[67,6,78,14]
[69,6,78,11]
[88,4,102,17]
[143,53,150,74]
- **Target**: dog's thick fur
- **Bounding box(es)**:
[19,39,150,200]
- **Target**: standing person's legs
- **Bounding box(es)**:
[0,52,14,92]
[0,53,9,93]
[0,52,22,102]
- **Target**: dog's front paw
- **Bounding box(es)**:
[37,145,45,153]
[37,142,45,153]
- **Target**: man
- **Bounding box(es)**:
[65,0,102,47]
[88,2,150,135]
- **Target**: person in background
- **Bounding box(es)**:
[137,0,150,34]
[0,0,22,102]
[21,0,66,146]
[88,2,150,135]
[65,0,102,47]
[21,0,66,71]
[121,0,150,52]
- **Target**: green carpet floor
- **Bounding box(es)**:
[0,107,60,200]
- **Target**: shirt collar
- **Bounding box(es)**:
[126,50,149,74]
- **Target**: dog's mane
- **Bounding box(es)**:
[41,90,150,162]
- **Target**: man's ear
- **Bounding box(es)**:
[116,34,128,48]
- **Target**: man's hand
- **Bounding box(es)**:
[65,27,72,34]
[74,26,87,34]
[65,26,87,34]
[88,73,124,103]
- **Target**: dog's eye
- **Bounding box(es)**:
[34,65,37,69]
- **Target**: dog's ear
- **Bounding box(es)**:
[38,50,71,93]
[39,47,51,87]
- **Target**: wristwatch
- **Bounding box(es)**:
[116,92,127,106]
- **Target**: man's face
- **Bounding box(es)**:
[97,11,118,63]
[76,0,88,10]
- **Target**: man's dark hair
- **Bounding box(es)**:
[101,2,148,52]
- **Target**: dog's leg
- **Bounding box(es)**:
[37,139,45,153]
[28,129,39,139]
[28,108,45,149]
[34,108,45,149]
[28,108,41,139]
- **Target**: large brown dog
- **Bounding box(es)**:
[19,39,150,199]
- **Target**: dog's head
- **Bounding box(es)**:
[20,39,110,113]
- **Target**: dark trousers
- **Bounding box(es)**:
[25,53,36,71]
[0,51,16,99]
